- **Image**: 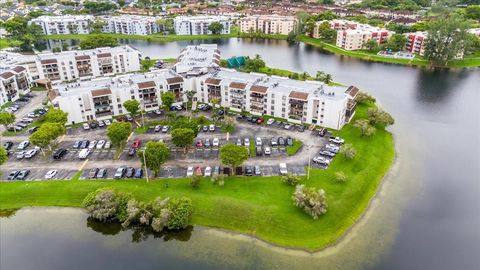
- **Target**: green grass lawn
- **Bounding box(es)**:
[0,103,394,250]
[286,139,303,156]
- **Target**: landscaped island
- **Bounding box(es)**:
[0,100,395,251]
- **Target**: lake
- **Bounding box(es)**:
[2,38,479,270]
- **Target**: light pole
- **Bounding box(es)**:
[143,149,149,183]
[307,145,312,180]
[140,100,145,127]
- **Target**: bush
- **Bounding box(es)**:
[292,185,328,219]
[339,143,356,159]
[356,91,376,104]
[282,173,301,186]
[82,189,121,222]
[211,174,225,186]
[190,175,202,189]
[335,171,348,182]
[167,197,193,230]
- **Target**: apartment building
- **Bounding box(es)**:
[336,24,392,50]
[0,66,31,106]
[173,16,231,35]
[313,19,358,38]
[35,46,142,84]
[239,15,298,35]
[50,69,186,124]
[29,15,94,35]
[174,44,221,74]
[102,15,162,35]
[405,31,427,55]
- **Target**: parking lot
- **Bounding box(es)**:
[1,109,345,181]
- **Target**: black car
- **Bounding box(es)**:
[217,109,224,115]
[89,122,98,129]
[16,170,30,180]
[244,166,254,176]
[89,168,99,179]
[3,141,13,150]
[318,128,327,137]
[53,148,67,160]
[128,148,136,156]
[125,167,135,178]
[297,125,305,132]
[256,146,263,156]
[28,126,38,134]
[286,137,293,146]
[278,137,285,146]
[7,171,20,180]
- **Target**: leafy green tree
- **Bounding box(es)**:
[79,34,118,49]
[0,147,7,165]
[384,34,408,51]
[161,91,176,110]
[424,15,470,66]
[156,18,174,34]
[354,119,376,137]
[244,55,266,72]
[83,1,117,13]
[364,39,379,51]
[335,171,348,182]
[138,141,169,177]
[0,112,16,130]
[339,144,356,160]
[208,22,224,34]
[282,173,301,186]
[292,185,328,219]
[356,91,376,104]
[316,11,337,20]
[315,22,337,43]
[367,107,395,126]
[107,122,132,147]
[89,19,106,33]
[171,128,195,153]
[287,30,298,45]
[166,197,193,230]
[3,16,43,51]
[123,100,140,118]
[464,5,480,20]
[45,108,68,125]
[29,122,66,153]
[219,144,249,171]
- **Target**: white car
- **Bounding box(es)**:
[284,124,292,130]
[212,138,219,147]
[78,148,91,159]
[45,170,58,179]
[264,146,271,155]
[104,141,111,149]
[313,156,330,166]
[186,166,194,177]
[325,144,340,153]
[17,141,29,150]
[88,140,97,149]
[279,163,288,175]
[256,137,262,146]
[16,151,25,159]
[24,149,37,159]
[209,124,215,132]
[104,120,111,126]
[266,118,275,125]
[244,138,250,147]
[98,120,105,127]
[82,123,90,130]
[197,104,206,110]
[204,166,212,177]
[154,109,162,115]
[96,140,106,149]
[329,137,345,144]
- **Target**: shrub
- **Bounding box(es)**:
[335,171,348,182]
[167,197,193,230]
[367,107,395,127]
[211,174,225,186]
[292,185,328,219]
[82,189,120,222]
[356,91,376,104]
[282,173,301,186]
[354,119,376,137]
[190,175,202,188]
[339,143,356,159]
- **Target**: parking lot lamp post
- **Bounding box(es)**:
[143,149,149,183]
[307,145,312,180]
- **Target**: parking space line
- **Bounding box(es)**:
[78,159,89,171]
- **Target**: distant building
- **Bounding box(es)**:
[335,23,392,50]
[239,15,298,35]
[405,31,427,56]
[0,66,31,106]
[102,15,162,35]
[174,16,231,35]
[313,20,358,38]
[29,15,94,35]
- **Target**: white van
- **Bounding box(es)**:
[78,148,91,159]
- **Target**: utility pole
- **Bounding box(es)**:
[143,149,149,183]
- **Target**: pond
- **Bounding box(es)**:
[2,38,479,270]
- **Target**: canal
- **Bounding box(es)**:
[1,38,479,270]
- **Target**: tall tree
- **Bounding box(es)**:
[219,144,249,172]
[123,100,140,118]
[45,109,68,125]
[3,16,43,51]
[79,34,118,49]
[383,34,408,51]
[171,128,195,153]
[424,15,470,66]
[89,19,106,33]
[0,147,7,166]
[161,92,176,110]
[107,122,132,147]
[0,112,16,130]
[138,141,170,177]
[29,122,66,154]
[208,22,224,35]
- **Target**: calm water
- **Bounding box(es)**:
[2,38,479,270]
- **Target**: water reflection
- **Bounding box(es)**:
[415,68,471,103]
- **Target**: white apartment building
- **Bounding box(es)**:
[174,44,221,74]
[174,16,231,35]
[336,24,392,50]
[239,15,298,35]
[0,66,31,106]
[34,46,142,84]
[102,15,161,35]
[29,15,94,35]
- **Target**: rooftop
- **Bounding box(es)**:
[174,44,220,74]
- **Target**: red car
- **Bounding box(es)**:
[256,117,264,124]
[196,140,203,148]
[131,139,141,149]
[195,166,203,176]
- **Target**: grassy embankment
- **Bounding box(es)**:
[0,102,394,251]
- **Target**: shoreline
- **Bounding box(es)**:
[35,33,480,69]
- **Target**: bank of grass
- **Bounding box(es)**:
[286,139,303,156]
[0,103,394,251]
[0,39,21,49]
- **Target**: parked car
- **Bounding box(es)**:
[313,156,330,166]
[264,147,271,155]
[213,166,220,175]
[97,168,107,179]
[114,167,127,179]
[212,138,219,147]
[24,149,37,159]
[284,124,292,130]
[3,141,13,150]
[196,140,203,148]
[271,137,278,147]
[17,140,29,150]
[266,118,275,125]
[256,146,263,156]
[202,125,208,132]
[287,137,293,146]
[236,138,242,146]
[209,124,215,132]
[297,125,305,132]
[126,115,133,122]
[131,139,141,149]
[325,144,340,153]
[72,141,80,149]
[82,123,90,130]
[104,120,111,126]
[161,125,170,133]
[217,109,224,115]
[244,166,253,176]
[89,121,98,129]
[89,168,99,179]
[16,170,30,180]
[278,137,285,146]
[329,137,345,144]
[134,168,143,178]
[254,165,262,176]
[279,163,288,175]
[186,166,194,177]
[256,118,264,124]
[88,140,97,149]
[318,128,327,137]
[7,171,20,180]
[128,148,137,156]
[125,167,135,178]
[255,137,262,146]
[205,138,211,147]
[16,151,25,159]
[154,109,162,115]
[78,149,91,159]
[104,141,111,149]
[96,140,106,149]
[98,120,105,127]
[44,170,58,179]
[244,138,250,147]
[319,150,336,157]
[28,126,38,134]
[53,148,67,160]
[80,140,90,149]
[154,125,162,132]
[204,166,212,177]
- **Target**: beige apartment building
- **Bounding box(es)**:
[239,15,298,35]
